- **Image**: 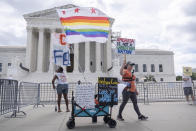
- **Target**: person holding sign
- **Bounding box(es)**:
[52,66,70,112]
[117,56,148,121]
[183,67,195,105]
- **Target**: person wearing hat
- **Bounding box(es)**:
[117,58,148,121]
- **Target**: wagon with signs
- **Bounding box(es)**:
[66,77,118,129]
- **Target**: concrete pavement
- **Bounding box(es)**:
[0,102,196,131]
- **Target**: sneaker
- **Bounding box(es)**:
[138,115,148,120]
[188,101,193,105]
[117,115,124,121]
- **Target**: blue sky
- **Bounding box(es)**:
[0,0,196,75]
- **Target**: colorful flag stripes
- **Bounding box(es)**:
[57,7,110,43]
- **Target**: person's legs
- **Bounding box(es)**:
[62,84,70,111]
[184,87,190,102]
[130,92,148,120]
[185,95,189,102]
[56,84,63,112]
[130,92,141,116]
[57,94,62,112]
[63,93,70,111]
[118,90,129,120]
[191,95,195,101]
[188,87,196,103]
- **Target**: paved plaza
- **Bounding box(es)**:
[0,102,196,131]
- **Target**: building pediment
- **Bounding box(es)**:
[23,4,77,19]
[23,4,114,26]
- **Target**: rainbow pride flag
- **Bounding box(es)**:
[57,7,110,43]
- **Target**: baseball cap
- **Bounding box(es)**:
[126,61,135,66]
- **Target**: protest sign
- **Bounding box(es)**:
[98,77,118,106]
[183,67,192,76]
[75,84,95,109]
[116,38,135,55]
[52,33,70,66]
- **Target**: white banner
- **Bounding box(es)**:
[52,33,70,66]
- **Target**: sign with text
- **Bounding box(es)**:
[75,84,95,109]
[98,77,118,106]
[116,38,135,55]
[183,67,192,76]
[52,33,70,66]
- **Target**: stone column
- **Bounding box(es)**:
[73,43,79,73]
[96,42,101,72]
[37,28,45,72]
[85,42,90,73]
[26,26,33,71]
[49,28,56,73]
[106,30,112,72]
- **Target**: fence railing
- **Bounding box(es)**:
[39,82,93,104]
[18,82,43,108]
[137,82,185,103]
[1,79,196,117]
[38,82,196,104]
[0,79,18,116]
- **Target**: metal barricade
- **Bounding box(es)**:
[0,79,18,116]
[39,82,92,105]
[136,82,146,103]
[142,82,185,102]
[18,82,42,110]
[1,80,194,118]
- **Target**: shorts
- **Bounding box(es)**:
[183,87,193,96]
[56,84,68,95]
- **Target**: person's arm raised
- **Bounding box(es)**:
[120,55,126,76]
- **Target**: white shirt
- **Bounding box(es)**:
[183,76,192,88]
[56,73,67,85]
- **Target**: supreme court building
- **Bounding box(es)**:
[0,4,176,83]
[23,4,113,83]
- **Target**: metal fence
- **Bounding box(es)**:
[39,82,93,105]
[0,80,40,117]
[146,82,195,103]
[38,82,196,104]
[18,82,41,108]
[1,79,196,117]
[0,79,18,116]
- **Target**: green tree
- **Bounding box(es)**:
[144,75,156,82]
[176,75,182,81]
[191,72,196,80]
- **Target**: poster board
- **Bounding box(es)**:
[98,77,118,106]
[52,33,70,66]
[115,38,135,55]
[75,84,95,109]
[183,67,192,76]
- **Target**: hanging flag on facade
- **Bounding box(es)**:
[52,33,70,66]
[57,7,110,43]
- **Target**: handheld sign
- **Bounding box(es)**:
[98,77,118,106]
[183,67,192,76]
[116,38,135,55]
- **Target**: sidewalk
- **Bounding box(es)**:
[0,102,196,131]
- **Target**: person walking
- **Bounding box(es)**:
[117,58,148,121]
[52,66,70,112]
[183,75,196,105]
